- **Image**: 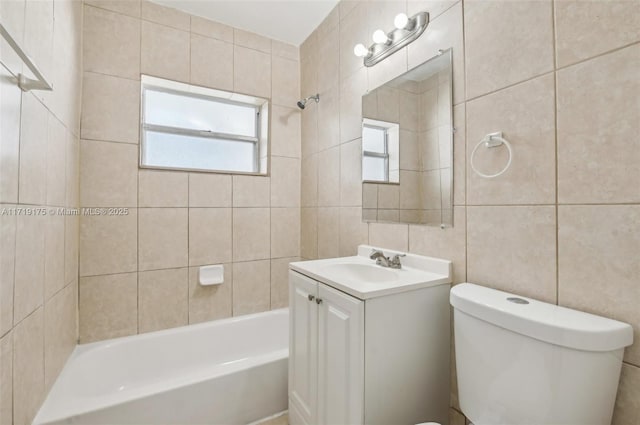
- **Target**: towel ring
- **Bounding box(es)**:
[470,132,513,179]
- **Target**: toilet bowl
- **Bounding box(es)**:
[451,283,633,425]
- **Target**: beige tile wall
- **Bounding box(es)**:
[79,0,301,343]
[0,0,82,423]
[300,0,640,422]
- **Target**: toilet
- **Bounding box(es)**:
[450,283,633,425]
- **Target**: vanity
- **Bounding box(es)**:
[288,245,452,425]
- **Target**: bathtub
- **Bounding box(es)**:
[34,309,289,425]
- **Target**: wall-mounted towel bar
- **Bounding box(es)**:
[0,22,52,92]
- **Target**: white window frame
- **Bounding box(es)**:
[362,124,390,183]
[140,76,269,175]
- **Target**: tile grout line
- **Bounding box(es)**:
[75,1,86,346]
[551,0,560,306]
[622,360,640,370]
[461,0,469,287]
[556,39,640,72]
[462,202,640,207]
[269,38,273,311]
[403,0,410,251]
[464,39,640,105]
[314,50,320,259]
[82,69,141,83]
[136,13,142,338]
[230,174,234,317]
[186,173,190,324]
[10,86,23,367]
[465,69,556,104]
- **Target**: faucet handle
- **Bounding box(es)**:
[389,253,406,268]
[369,249,383,259]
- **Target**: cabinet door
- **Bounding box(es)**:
[317,284,365,425]
[289,271,318,425]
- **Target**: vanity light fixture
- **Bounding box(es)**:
[372,29,390,45]
[353,43,370,57]
[354,11,429,67]
[393,13,409,30]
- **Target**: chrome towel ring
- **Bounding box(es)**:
[470,132,513,179]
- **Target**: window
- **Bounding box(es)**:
[361,119,399,183]
[362,125,389,181]
[140,75,269,174]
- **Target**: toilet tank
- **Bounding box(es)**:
[450,283,633,425]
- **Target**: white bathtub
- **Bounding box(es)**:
[34,309,289,425]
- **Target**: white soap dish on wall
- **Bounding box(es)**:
[199,265,224,286]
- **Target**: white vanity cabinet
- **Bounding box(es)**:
[288,247,451,425]
[289,271,364,425]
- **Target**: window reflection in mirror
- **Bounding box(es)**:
[362,119,399,184]
[361,49,453,227]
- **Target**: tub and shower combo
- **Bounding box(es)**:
[34,309,289,425]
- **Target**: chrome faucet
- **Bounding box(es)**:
[370,249,390,267]
[370,249,406,269]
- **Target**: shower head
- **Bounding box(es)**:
[297,94,319,110]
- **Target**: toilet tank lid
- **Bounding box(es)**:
[450,283,633,352]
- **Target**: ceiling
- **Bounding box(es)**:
[151,0,339,46]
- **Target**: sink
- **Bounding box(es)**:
[323,263,399,283]
[289,245,452,299]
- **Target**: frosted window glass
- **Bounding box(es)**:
[143,131,256,173]
[362,126,386,153]
[144,90,257,137]
[363,156,386,182]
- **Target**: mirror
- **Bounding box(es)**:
[362,49,453,227]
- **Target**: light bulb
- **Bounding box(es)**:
[372,29,388,44]
[353,43,369,57]
[394,13,409,29]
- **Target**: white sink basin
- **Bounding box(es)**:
[290,245,452,299]
[322,263,399,284]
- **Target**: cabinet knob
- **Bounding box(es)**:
[308,294,315,301]
[316,298,323,305]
